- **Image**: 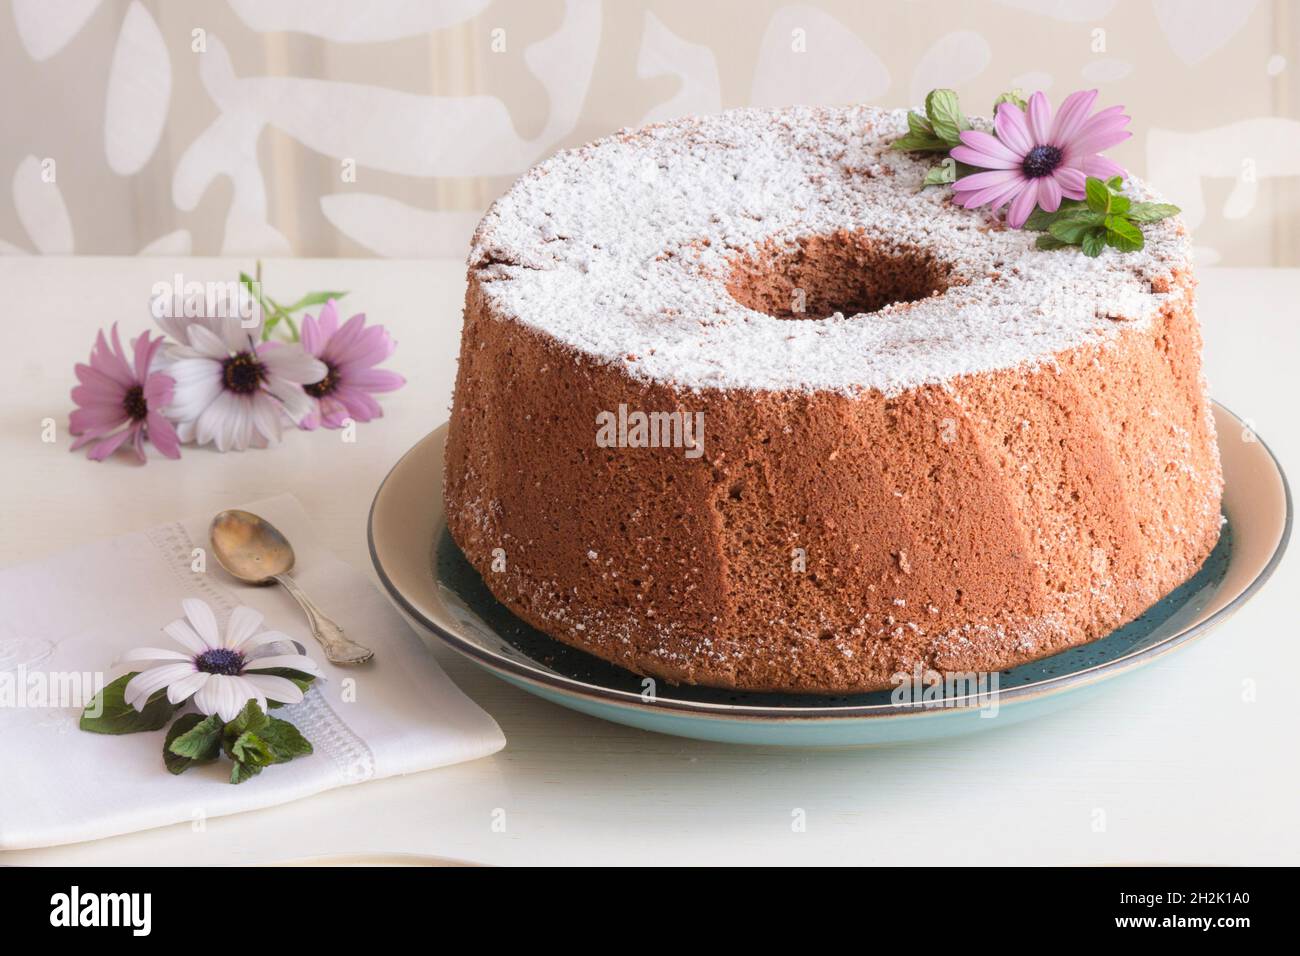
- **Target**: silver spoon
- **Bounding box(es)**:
[209,509,374,665]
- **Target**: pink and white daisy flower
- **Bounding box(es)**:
[297,299,405,430]
[121,599,320,722]
[951,89,1131,228]
[158,315,326,451]
[69,324,180,463]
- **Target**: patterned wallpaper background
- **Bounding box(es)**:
[2,0,1298,265]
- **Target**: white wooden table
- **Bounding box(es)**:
[1,257,1295,866]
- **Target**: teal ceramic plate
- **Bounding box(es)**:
[368,403,1290,747]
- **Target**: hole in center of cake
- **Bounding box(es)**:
[726,230,951,320]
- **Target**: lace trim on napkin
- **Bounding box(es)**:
[145,522,376,782]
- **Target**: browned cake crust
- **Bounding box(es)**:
[443,107,1223,694]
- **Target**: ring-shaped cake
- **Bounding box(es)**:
[444,106,1222,693]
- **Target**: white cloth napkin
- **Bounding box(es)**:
[0,494,505,849]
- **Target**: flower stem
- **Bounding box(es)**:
[265,296,299,342]
[250,261,301,343]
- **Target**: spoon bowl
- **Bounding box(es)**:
[210,509,295,584]
[209,509,374,665]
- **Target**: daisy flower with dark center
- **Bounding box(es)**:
[951,89,1131,228]
[158,314,326,451]
[120,599,320,722]
[69,324,180,462]
[297,299,405,430]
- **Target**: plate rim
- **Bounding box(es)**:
[368,401,1291,722]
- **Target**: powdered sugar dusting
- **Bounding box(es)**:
[470,105,1191,396]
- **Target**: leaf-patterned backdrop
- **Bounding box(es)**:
[2,0,1297,264]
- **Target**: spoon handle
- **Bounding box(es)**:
[272,573,374,665]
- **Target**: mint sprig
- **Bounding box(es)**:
[1026,176,1180,256]
[79,668,317,784]
[217,700,313,785]
[164,712,223,774]
[894,89,1029,154]
[893,89,979,191]
[892,89,969,152]
[163,697,314,784]
[894,89,1027,191]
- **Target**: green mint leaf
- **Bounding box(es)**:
[229,730,275,768]
[891,131,950,152]
[907,111,934,137]
[1024,208,1058,231]
[1024,197,1089,232]
[1127,202,1180,222]
[221,700,270,760]
[1085,177,1111,214]
[221,700,314,783]
[226,699,270,738]
[261,717,314,763]
[80,673,178,735]
[1081,228,1108,257]
[1105,176,1124,190]
[168,712,224,759]
[1036,234,1070,250]
[924,89,968,145]
[1108,194,1131,216]
[1047,209,1106,244]
[164,713,223,774]
[1105,216,1144,252]
[920,158,957,189]
[992,90,1028,112]
[231,760,263,785]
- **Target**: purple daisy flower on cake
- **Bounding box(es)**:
[951,90,1131,227]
